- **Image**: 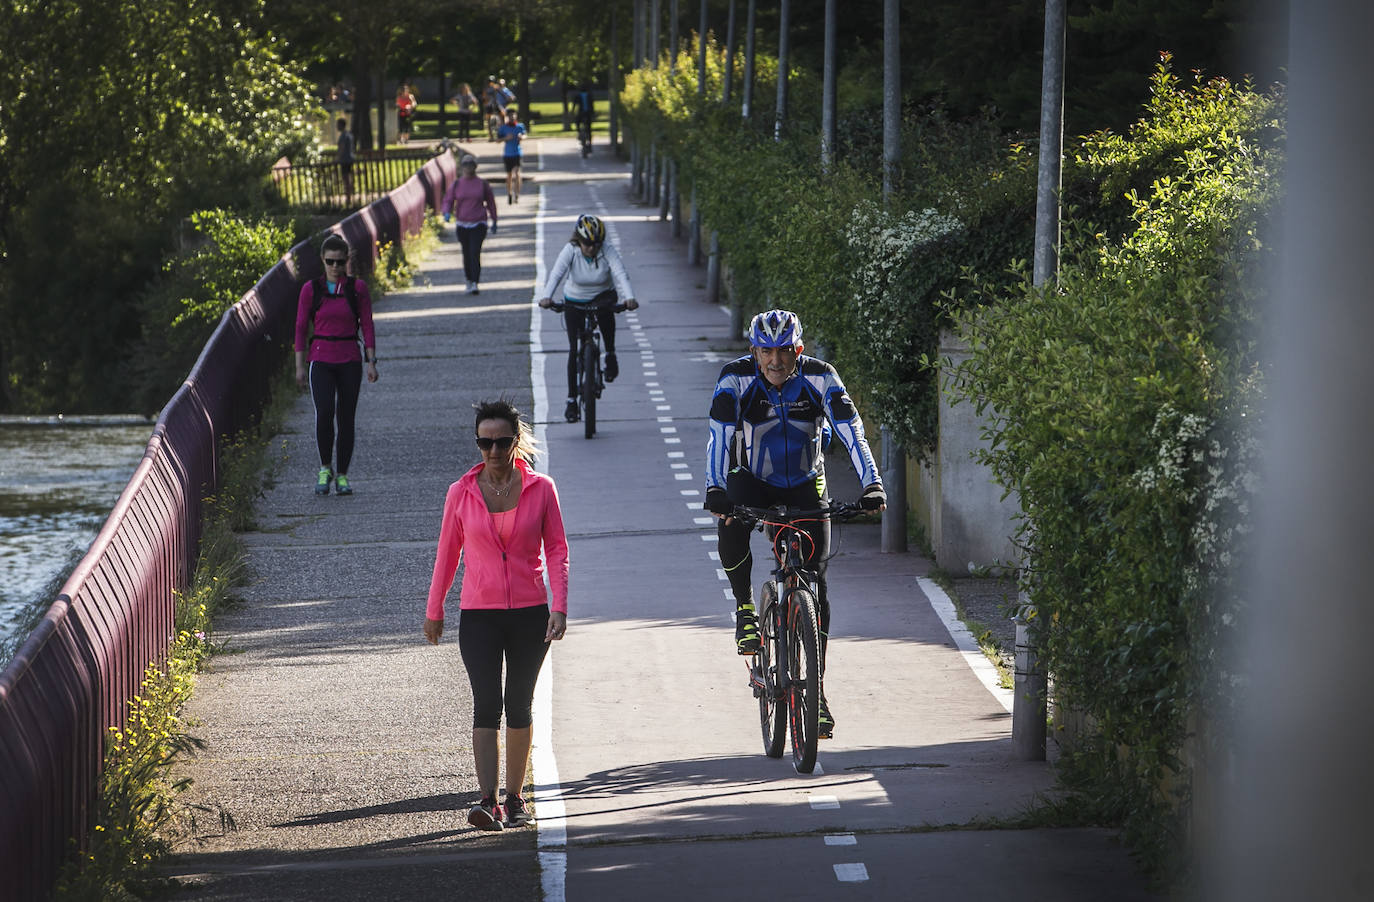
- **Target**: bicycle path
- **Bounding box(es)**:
[529,143,1157,901]
[163,137,1157,901]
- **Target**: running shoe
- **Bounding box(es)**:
[604,352,618,382]
[564,398,579,423]
[735,603,760,655]
[504,794,534,828]
[334,473,352,495]
[818,691,835,739]
[314,466,332,495]
[467,796,505,831]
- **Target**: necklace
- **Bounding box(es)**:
[484,471,516,497]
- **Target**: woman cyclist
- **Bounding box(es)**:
[537,214,638,423]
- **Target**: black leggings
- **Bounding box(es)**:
[718,470,831,643]
[563,293,617,398]
[456,223,488,283]
[309,360,362,474]
[458,605,551,729]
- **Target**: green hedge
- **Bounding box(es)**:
[943,64,1281,880]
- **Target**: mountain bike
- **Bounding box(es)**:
[734,501,861,773]
[549,293,626,439]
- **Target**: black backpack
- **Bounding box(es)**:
[309,276,360,343]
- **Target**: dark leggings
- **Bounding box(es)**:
[718,470,831,647]
[309,360,362,474]
[456,223,488,283]
[458,605,551,729]
[563,292,617,398]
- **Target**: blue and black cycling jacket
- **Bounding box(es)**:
[706,355,882,491]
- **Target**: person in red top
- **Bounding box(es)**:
[441,154,499,294]
[424,399,569,831]
[395,83,417,144]
[293,234,378,496]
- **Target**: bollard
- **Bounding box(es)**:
[1012,604,1047,760]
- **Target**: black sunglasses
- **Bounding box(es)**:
[475,436,516,451]
[322,257,348,267]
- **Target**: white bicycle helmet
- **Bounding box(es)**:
[748,309,803,348]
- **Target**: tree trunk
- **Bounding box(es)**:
[352,49,374,150]
[376,70,388,152]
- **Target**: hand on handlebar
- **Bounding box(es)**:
[625,298,639,310]
[538,297,554,309]
[704,487,732,516]
[860,483,887,511]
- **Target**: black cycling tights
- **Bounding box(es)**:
[459,605,552,729]
[717,470,831,644]
[309,360,362,474]
[563,302,617,398]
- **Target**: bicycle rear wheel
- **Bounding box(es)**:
[581,338,598,438]
[787,585,822,773]
[757,581,786,758]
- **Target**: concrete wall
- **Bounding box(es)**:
[909,330,1021,572]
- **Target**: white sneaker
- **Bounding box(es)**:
[466,281,475,293]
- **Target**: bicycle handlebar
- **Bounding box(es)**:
[729,501,864,526]
[547,301,628,314]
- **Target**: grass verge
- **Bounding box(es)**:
[51,391,288,900]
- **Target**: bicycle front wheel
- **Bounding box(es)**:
[757,581,786,758]
[787,585,822,773]
[581,339,598,438]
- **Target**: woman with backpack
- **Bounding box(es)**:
[294,234,378,496]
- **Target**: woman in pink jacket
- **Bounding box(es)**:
[424,399,569,831]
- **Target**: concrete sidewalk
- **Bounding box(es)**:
[164,137,1157,901]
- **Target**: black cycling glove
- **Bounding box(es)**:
[859,483,887,510]
[704,487,733,515]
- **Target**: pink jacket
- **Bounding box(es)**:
[425,458,569,620]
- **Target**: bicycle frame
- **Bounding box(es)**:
[736,502,859,772]
[548,296,627,437]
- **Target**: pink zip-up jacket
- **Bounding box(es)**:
[425,458,569,620]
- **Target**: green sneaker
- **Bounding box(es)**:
[334,473,352,495]
[735,603,760,655]
[818,691,835,739]
[315,466,332,495]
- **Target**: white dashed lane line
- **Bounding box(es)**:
[834,863,870,883]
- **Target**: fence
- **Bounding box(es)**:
[270,147,455,212]
[0,151,457,902]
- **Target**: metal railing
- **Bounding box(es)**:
[269,147,465,212]
[0,151,457,902]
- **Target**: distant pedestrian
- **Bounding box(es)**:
[395,83,417,145]
[441,154,499,294]
[497,108,526,204]
[335,118,356,204]
[424,400,569,831]
[294,234,378,496]
[453,82,479,140]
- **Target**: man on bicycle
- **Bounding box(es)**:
[704,309,886,738]
[538,214,638,422]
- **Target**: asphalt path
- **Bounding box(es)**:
[163,137,1157,901]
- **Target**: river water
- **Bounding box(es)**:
[0,418,152,660]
